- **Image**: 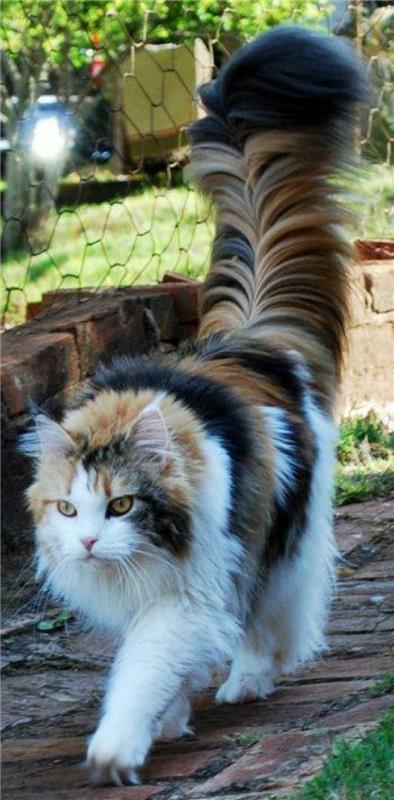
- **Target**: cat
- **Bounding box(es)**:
[20,26,367,786]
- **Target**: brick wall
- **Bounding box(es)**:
[341,258,394,419]
[2,258,393,551]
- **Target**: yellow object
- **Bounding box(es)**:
[106,39,213,160]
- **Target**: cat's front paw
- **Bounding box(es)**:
[87,720,152,786]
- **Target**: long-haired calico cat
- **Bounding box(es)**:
[21,26,367,785]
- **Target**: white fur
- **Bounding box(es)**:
[216,393,337,703]
[262,405,298,505]
[37,432,241,784]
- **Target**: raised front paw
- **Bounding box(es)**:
[87,720,152,786]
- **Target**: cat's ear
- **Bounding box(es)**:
[18,414,75,460]
[131,399,172,467]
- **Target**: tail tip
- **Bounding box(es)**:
[190,25,369,146]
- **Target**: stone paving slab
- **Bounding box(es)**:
[2,498,394,799]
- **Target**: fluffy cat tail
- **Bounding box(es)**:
[189,26,367,381]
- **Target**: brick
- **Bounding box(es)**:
[2,754,163,795]
[337,579,394,595]
[162,271,200,285]
[145,748,220,779]
[26,292,179,377]
[7,789,162,800]
[27,290,95,321]
[42,289,95,307]
[123,282,201,323]
[349,269,371,325]
[72,301,147,378]
[354,239,394,261]
[266,679,372,705]
[139,293,179,342]
[2,760,90,792]
[363,262,394,313]
[193,794,267,800]
[194,729,329,794]
[332,593,380,612]
[1,331,80,417]
[2,670,103,731]
[27,295,145,378]
[328,614,384,634]
[178,321,200,340]
[294,655,392,682]
[356,560,394,581]
[329,631,394,655]
[341,321,394,412]
[376,614,394,631]
[195,702,326,744]
[335,498,394,521]
[2,736,85,763]
[2,736,214,791]
[26,301,46,321]
[320,694,394,730]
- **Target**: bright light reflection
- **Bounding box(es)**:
[31,117,66,162]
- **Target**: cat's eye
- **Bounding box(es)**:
[57,500,77,517]
[107,495,134,517]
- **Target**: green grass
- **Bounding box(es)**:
[354,162,394,242]
[335,413,394,506]
[288,710,394,800]
[1,184,214,326]
[369,675,394,699]
[1,162,393,326]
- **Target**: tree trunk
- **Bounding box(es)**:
[1,138,32,255]
[1,53,63,256]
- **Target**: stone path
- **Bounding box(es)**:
[2,498,393,800]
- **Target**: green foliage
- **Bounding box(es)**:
[36,610,73,632]
[1,0,332,73]
[335,413,394,506]
[337,412,394,465]
[335,464,394,506]
[289,711,394,800]
[369,675,394,699]
[354,165,394,239]
[360,6,394,164]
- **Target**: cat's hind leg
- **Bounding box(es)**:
[215,626,278,703]
[217,402,337,704]
[216,516,336,705]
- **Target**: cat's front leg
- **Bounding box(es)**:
[87,598,202,785]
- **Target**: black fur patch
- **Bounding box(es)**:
[133,483,192,557]
[264,416,316,565]
[187,332,304,406]
[212,226,255,272]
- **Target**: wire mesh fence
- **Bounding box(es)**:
[1,0,393,328]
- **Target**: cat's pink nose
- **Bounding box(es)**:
[81,537,97,553]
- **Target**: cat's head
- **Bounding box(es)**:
[21,390,205,599]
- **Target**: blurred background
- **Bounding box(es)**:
[1,0,393,328]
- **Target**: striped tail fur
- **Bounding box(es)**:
[188,26,367,398]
